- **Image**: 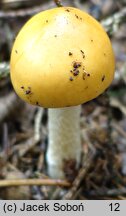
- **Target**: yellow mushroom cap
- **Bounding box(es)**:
[10,7,115,108]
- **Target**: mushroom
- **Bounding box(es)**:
[10,7,115,179]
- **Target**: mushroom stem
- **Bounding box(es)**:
[47,105,81,179]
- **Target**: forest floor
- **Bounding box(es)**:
[0,0,126,200]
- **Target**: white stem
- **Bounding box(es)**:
[47,105,81,179]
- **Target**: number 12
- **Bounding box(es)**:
[109,203,120,211]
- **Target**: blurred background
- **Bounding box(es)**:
[0,0,126,200]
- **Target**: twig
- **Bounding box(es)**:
[117,196,126,200]
[89,187,126,197]
[0,62,10,79]
[110,98,126,116]
[111,122,126,139]
[12,108,43,157]
[101,7,126,35]
[0,178,71,187]
[63,151,95,199]
[34,107,44,142]
[13,136,38,157]
[0,2,54,19]
[54,0,63,7]
[2,123,10,161]
[0,92,23,122]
